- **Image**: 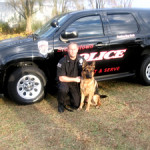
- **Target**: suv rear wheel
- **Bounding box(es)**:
[8,67,47,104]
[139,56,150,85]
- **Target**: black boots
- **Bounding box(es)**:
[58,103,64,113]
[58,103,75,113]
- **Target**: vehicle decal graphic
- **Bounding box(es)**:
[38,41,48,55]
[94,66,120,74]
[117,34,135,39]
[57,44,94,52]
[78,44,94,50]
[80,49,127,61]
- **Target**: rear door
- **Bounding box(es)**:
[104,11,144,73]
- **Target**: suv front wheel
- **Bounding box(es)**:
[139,56,150,85]
[7,67,47,104]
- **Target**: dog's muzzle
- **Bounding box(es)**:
[86,74,92,78]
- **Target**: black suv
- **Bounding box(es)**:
[0,8,150,104]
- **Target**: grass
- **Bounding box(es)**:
[0,33,28,41]
[0,77,150,150]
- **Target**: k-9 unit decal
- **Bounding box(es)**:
[80,49,127,61]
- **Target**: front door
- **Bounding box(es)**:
[54,13,110,76]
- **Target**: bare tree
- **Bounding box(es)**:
[110,0,133,8]
[7,0,43,33]
[71,0,85,10]
[88,0,133,9]
[88,0,108,9]
[51,0,70,16]
[61,0,69,13]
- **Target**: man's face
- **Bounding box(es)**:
[68,44,78,60]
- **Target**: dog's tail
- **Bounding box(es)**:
[100,95,108,98]
[64,105,74,112]
[94,81,108,99]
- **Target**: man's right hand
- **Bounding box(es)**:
[75,76,81,83]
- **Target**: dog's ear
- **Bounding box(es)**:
[91,61,95,67]
[82,60,87,68]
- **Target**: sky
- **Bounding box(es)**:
[0,0,150,8]
[132,0,150,8]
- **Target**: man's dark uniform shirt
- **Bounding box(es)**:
[57,54,84,108]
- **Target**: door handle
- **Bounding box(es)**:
[95,43,106,47]
[135,38,142,43]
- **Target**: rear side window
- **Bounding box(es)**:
[66,15,103,38]
[107,13,138,35]
[140,12,150,27]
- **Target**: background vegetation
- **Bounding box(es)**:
[0,0,133,40]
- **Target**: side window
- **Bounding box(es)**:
[140,12,150,28]
[107,14,138,35]
[66,15,103,38]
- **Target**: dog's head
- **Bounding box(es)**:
[82,61,95,79]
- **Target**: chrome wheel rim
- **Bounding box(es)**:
[17,75,42,100]
[146,63,150,80]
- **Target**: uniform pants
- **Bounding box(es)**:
[57,82,80,108]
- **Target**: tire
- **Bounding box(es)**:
[7,66,47,104]
[139,56,150,85]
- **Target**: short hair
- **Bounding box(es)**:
[68,42,78,50]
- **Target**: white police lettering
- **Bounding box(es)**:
[38,41,48,55]
[80,49,127,62]
[117,34,135,39]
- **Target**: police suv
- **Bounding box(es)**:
[0,8,150,104]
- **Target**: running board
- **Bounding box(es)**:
[94,72,135,81]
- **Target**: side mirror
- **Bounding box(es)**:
[51,20,59,27]
[61,28,78,39]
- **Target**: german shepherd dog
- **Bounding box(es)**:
[79,61,106,111]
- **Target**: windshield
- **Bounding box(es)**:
[35,13,70,38]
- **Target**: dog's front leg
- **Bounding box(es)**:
[85,95,92,112]
[78,93,85,110]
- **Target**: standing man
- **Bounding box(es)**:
[57,43,84,113]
